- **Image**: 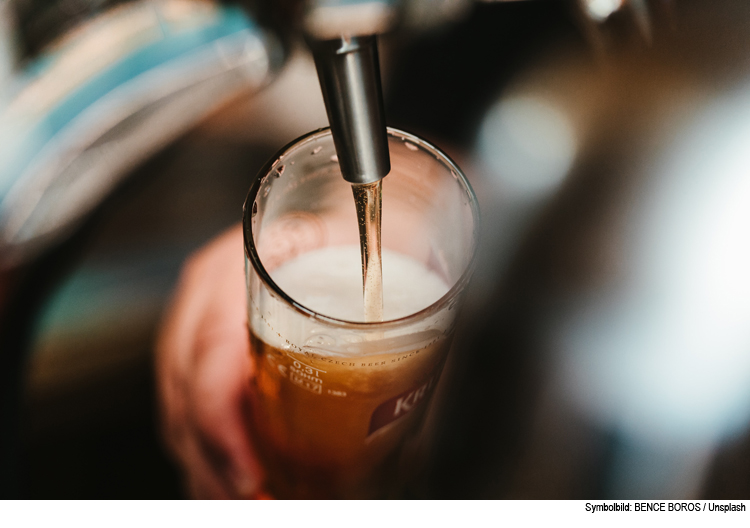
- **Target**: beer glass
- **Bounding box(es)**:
[242,127,478,499]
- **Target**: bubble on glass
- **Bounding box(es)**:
[405,142,418,152]
[342,333,364,344]
[312,146,323,155]
[306,334,336,347]
[330,154,339,163]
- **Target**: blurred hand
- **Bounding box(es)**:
[156,225,263,499]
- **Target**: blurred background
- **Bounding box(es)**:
[1,0,750,498]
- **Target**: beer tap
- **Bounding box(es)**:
[309,35,390,185]
[304,1,394,185]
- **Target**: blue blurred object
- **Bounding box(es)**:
[0,0,281,268]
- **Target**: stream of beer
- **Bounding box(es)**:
[352,181,384,322]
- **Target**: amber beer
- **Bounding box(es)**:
[245,244,455,499]
[247,326,451,499]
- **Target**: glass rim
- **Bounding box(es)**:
[242,126,480,330]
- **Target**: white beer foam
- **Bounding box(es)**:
[271,245,449,322]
